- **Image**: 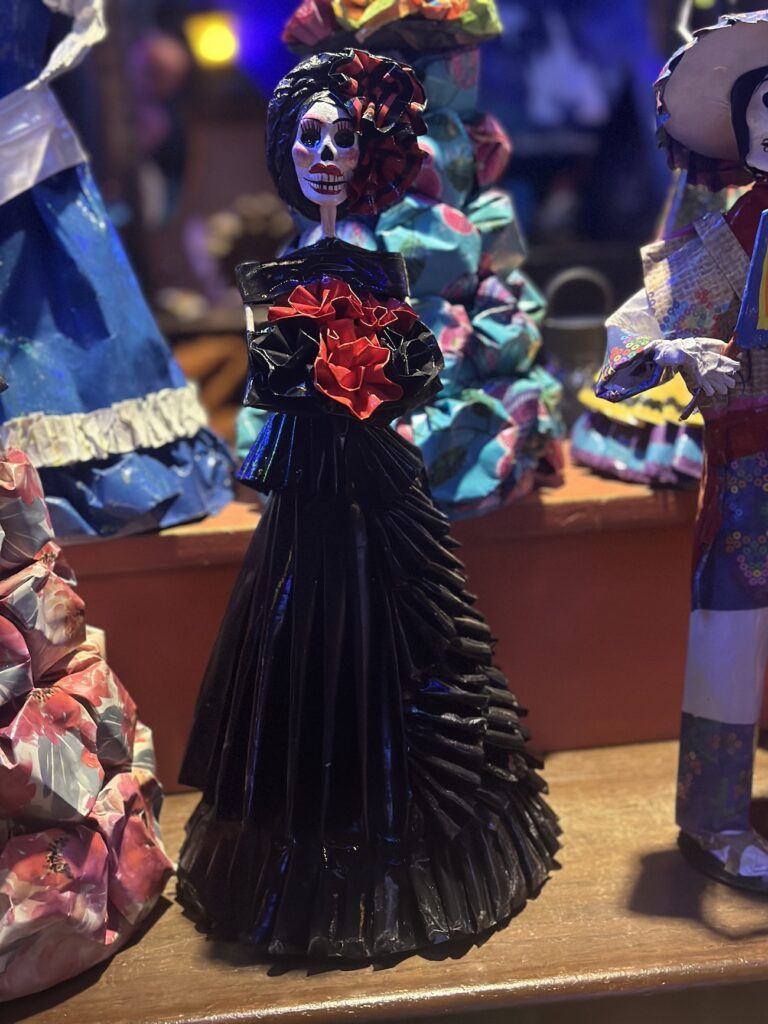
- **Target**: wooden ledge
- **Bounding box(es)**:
[64,500,263,577]
[9,741,768,1024]
[454,462,697,545]
[63,457,698,577]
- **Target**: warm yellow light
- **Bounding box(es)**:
[185,13,239,67]
[694,0,716,9]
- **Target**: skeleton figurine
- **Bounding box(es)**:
[177,49,560,959]
[597,13,768,890]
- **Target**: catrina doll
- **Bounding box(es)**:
[597,12,768,890]
[177,49,559,959]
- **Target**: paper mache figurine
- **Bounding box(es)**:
[0,0,232,539]
[177,48,559,960]
[0,379,173,1000]
[595,11,768,890]
[236,0,565,522]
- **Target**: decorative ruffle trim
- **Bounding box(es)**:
[178,418,559,958]
[38,429,234,539]
[178,783,558,960]
[1,382,208,469]
[571,411,702,486]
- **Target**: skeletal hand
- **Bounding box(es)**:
[653,337,740,396]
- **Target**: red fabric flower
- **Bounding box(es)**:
[270,282,419,333]
[269,281,364,324]
[314,320,403,420]
[329,50,426,216]
[358,297,418,334]
[264,281,427,418]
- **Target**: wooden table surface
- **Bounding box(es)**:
[7,740,768,1024]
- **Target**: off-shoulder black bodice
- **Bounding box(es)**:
[236,237,409,305]
[234,238,443,467]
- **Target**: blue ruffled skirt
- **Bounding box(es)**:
[0,163,232,537]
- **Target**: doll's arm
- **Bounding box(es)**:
[652,337,739,397]
[595,288,739,402]
[30,0,106,89]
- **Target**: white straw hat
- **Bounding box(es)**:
[657,12,768,162]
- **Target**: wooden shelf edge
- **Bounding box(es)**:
[62,457,698,578]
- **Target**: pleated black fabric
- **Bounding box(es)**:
[177,243,559,960]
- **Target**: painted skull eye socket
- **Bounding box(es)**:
[762,91,768,109]
[299,118,323,147]
[335,127,355,148]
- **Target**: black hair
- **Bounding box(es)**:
[268,49,426,221]
[266,53,356,223]
[730,64,768,169]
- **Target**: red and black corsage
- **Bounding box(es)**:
[245,280,442,421]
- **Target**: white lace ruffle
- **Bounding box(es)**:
[0,383,209,468]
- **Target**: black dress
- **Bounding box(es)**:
[177,238,559,959]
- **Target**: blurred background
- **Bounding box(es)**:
[51,0,753,443]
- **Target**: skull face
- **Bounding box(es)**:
[745,77,768,172]
[291,95,359,211]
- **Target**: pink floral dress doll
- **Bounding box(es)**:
[0,379,173,999]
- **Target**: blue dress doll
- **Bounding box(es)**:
[0,0,232,537]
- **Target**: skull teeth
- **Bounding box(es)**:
[305,175,344,195]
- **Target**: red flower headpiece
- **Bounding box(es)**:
[328,49,427,216]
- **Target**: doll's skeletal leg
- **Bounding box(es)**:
[676,607,768,888]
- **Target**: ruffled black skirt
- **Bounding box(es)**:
[178,414,559,959]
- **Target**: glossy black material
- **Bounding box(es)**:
[237,238,409,305]
[177,239,560,959]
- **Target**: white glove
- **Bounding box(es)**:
[30,0,106,89]
[652,337,740,396]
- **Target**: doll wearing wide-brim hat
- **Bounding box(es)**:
[597,11,768,892]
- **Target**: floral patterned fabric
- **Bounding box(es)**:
[676,712,755,834]
[583,213,745,485]
[0,448,172,1000]
[592,210,768,613]
[693,424,768,611]
[595,213,747,404]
